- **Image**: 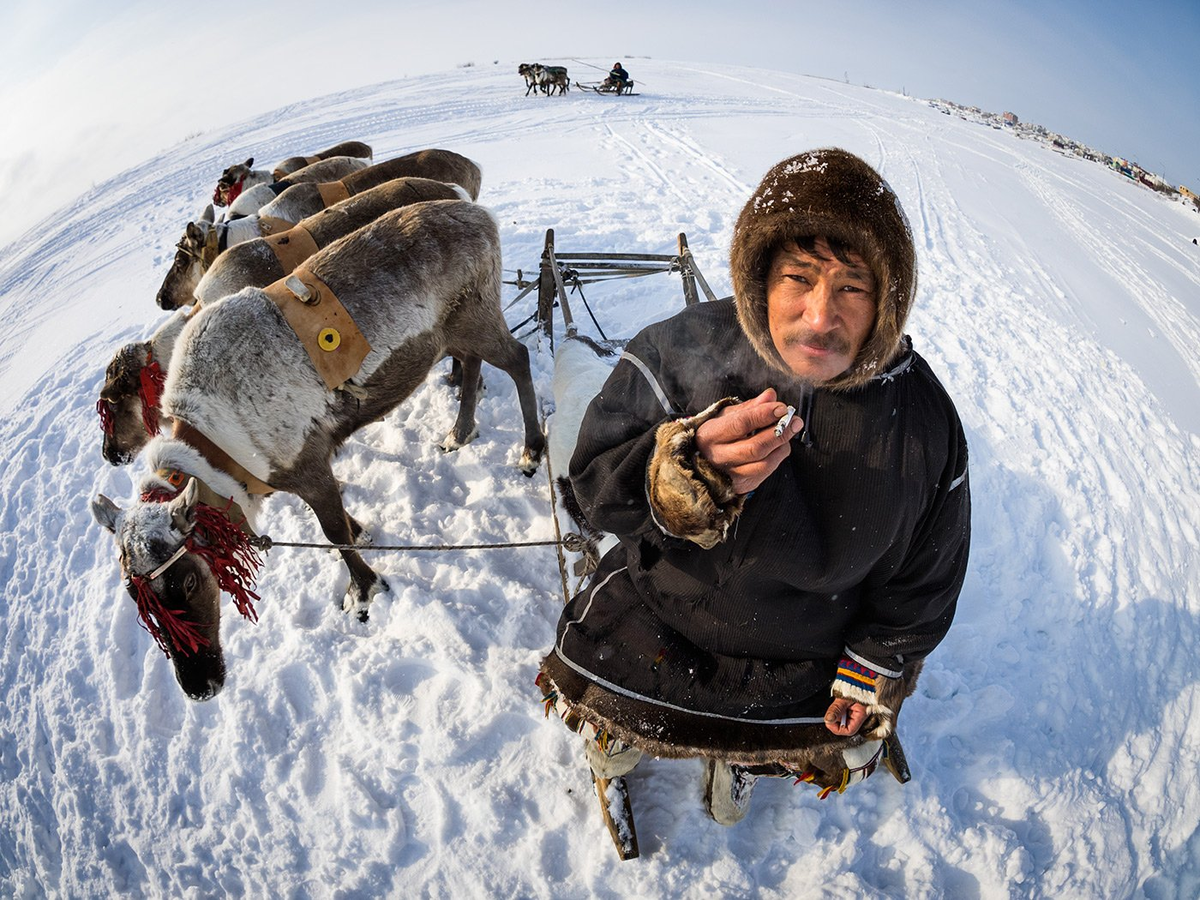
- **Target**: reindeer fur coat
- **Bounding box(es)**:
[539,149,971,767]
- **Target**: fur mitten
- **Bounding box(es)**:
[647,398,746,549]
[831,657,921,740]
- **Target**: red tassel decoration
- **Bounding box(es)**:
[96,397,115,435]
[128,573,211,657]
[128,487,262,656]
[138,356,166,435]
[188,499,261,624]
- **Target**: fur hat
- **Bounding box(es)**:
[730,148,916,391]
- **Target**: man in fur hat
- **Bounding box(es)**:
[539,148,970,827]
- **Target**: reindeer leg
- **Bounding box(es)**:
[441,355,482,452]
[445,355,463,387]
[480,336,546,476]
[444,355,484,399]
[347,513,372,546]
[296,468,388,621]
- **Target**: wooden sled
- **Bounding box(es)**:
[577,78,638,95]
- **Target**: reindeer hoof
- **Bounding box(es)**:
[518,447,543,477]
[343,576,390,621]
[440,427,479,453]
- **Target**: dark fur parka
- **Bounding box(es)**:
[540,149,969,768]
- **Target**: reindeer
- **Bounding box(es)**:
[157,176,468,311]
[213,153,369,207]
[256,149,480,229]
[535,65,570,96]
[272,140,373,179]
[105,179,470,467]
[518,63,541,96]
[92,200,545,700]
[155,204,272,310]
[225,155,371,218]
[195,177,467,305]
[97,306,193,464]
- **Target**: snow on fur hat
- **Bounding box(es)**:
[730,148,916,391]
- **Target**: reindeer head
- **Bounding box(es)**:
[213,157,254,207]
[92,477,261,701]
[156,209,216,310]
[97,341,165,465]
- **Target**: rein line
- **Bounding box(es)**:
[247,535,585,553]
[244,414,583,606]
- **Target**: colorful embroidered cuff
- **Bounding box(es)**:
[832,657,880,707]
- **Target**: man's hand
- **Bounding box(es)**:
[694,388,803,495]
[824,697,868,736]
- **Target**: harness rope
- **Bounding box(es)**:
[246,535,584,553]
[243,407,582,606]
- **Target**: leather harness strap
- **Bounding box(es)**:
[201,226,222,268]
[317,181,351,208]
[153,466,259,538]
[257,215,295,236]
[260,265,372,391]
[171,420,276,496]
[263,224,319,275]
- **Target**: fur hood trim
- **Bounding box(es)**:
[731,148,917,391]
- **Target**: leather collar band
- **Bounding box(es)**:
[171,420,276,495]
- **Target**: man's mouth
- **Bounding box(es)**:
[783,331,850,357]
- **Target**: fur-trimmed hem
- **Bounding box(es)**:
[540,652,924,774]
[647,398,745,549]
[541,652,877,768]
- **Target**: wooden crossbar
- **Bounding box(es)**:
[533,230,716,348]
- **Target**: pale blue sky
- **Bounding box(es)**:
[1,0,1196,246]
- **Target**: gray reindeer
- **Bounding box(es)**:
[92,200,544,700]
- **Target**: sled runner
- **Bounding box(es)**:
[592,774,639,860]
[577,78,638,96]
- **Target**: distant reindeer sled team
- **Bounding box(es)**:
[516,61,636,96]
[90,126,968,859]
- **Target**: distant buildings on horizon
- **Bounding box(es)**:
[927,98,1195,206]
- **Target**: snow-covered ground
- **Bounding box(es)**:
[1,59,1197,898]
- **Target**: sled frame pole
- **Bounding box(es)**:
[535,230,719,342]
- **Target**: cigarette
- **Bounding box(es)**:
[773,406,796,437]
[838,709,848,729]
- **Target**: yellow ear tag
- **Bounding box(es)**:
[318,328,341,351]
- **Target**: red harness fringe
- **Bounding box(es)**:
[138,357,166,435]
[188,500,262,623]
[133,487,262,655]
[96,398,115,435]
[128,573,211,656]
[215,176,245,206]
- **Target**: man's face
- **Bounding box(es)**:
[766,237,877,383]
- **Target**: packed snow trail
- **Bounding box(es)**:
[0,60,1197,898]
